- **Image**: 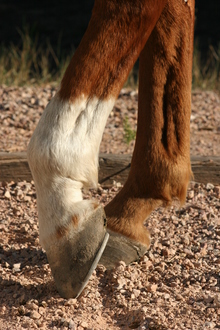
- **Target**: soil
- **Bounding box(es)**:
[0,86,220,330]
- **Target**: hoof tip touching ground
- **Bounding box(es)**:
[46,206,148,298]
[46,206,108,298]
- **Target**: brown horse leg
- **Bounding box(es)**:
[105,0,195,249]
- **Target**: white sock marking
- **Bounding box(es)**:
[27,94,115,248]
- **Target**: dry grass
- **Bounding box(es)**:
[0,28,70,86]
[192,42,220,91]
[0,29,219,91]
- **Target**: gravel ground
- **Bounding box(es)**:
[0,86,220,156]
[0,86,220,329]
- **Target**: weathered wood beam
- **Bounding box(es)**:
[0,152,220,185]
[0,152,32,182]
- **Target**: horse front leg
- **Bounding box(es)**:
[27,0,166,298]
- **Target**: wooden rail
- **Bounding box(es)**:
[0,152,219,185]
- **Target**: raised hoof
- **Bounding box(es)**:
[46,206,109,299]
[99,230,149,269]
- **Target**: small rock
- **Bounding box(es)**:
[20,225,29,233]
[214,294,220,307]
[115,260,126,272]
[80,321,88,328]
[206,183,214,190]
[146,284,157,292]
[78,297,87,304]
[141,306,148,314]
[18,305,26,315]
[4,190,11,199]
[162,248,169,257]
[183,236,190,245]
[176,294,183,301]
[26,302,38,311]
[170,281,177,287]
[35,320,43,327]
[64,298,77,306]
[5,262,10,268]
[60,318,69,327]
[32,224,38,231]
[169,248,176,256]
[57,309,64,317]
[38,307,45,315]
[13,263,21,272]
[21,321,31,329]
[204,295,214,304]
[24,195,31,202]
[148,252,155,261]
[40,301,47,307]
[117,278,127,290]
[69,319,76,329]
[188,190,194,198]
[30,311,41,320]
[132,289,141,298]
[214,186,220,197]
[184,248,193,256]
[12,207,19,215]
[141,260,153,270]
[204,321,216,329]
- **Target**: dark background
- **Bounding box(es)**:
[0,1,219,59]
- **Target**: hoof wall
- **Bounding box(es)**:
[99,230,148,269]
[46,206,109,298]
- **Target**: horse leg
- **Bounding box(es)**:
[102,0,195,267]
[27,0,167,297]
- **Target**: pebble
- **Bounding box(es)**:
[4,190,11,199]
[162,248,169,257]
[80,321,88,328]
[69,319,76,329]
[40,301,47,307]
[18,305,26,315]
[188,190,194,198]
[13,263,21,272]
[204,322,216,329]
[132,289,141,298]
[64,298,77,306]
[30,311,41,320]
[206,183,214,190]
[147,284,157,292]
[214,294,220,307]
[60,318,69,327]
[24,195,32,202]
[214,186,220,197]
[26,302,39,311]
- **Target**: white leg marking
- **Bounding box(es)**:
[27,94,115,249]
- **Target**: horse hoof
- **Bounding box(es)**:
[99,230,149,269]
[46,206,109,298]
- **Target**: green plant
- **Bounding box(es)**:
[123,116,136,145]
